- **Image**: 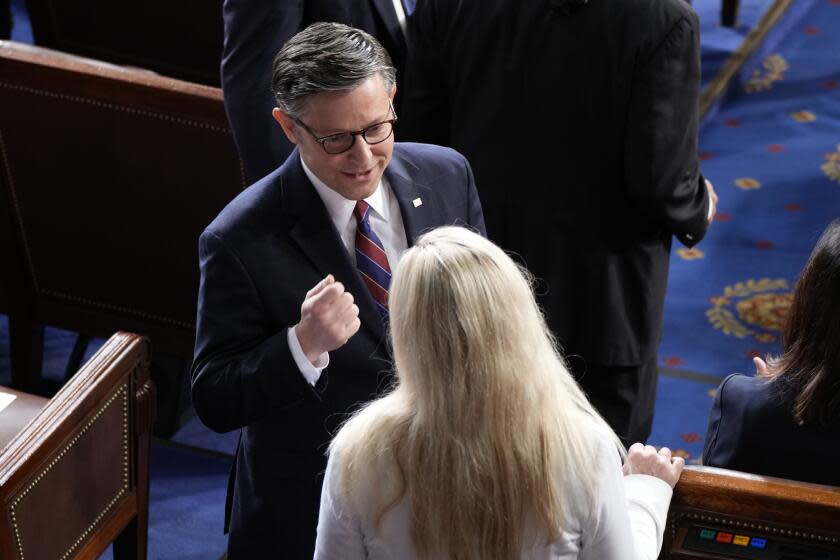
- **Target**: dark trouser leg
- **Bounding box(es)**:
[575,357,658,446]
[227,475,322,559]
[8,314,43,393]
[0,0,11,40]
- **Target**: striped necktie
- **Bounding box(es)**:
[403,0,416,15]
[354,200,391,318]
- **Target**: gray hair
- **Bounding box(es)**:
[271,22,397,119]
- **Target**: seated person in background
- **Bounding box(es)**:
[314,226,684,560]
[704,218,840,486]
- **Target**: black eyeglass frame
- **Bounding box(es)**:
[294,101,398,155]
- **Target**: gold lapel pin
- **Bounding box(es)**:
[412,197,423,208]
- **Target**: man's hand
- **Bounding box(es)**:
[706,178,718,224]
[622,443,685,488]
[295,275,361,364]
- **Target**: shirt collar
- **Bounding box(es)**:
[300,156,390,228]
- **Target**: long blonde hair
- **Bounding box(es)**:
[332,226,620,559]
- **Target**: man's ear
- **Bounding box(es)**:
[272,108,299,144]
[389,83,397,101]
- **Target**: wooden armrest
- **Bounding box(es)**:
[660,466,840,559]
[0,332,154,560]
[0,40,222,101]
[0,40,244,402]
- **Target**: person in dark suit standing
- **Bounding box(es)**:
[704,219,840,486]
[192,22,485,558]
[221,0,410,184]
[400,0,717,445]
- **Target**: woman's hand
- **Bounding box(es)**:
[622,443,685,488]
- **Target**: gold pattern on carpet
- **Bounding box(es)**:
[706,278,792,341]
[821,144,840,183]
[745,54,789,93]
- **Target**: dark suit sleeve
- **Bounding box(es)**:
[221,0,299,183]
[191,229,314,433]
[702,374,738,468]
[399,0,451,145]
[624,10,709,248]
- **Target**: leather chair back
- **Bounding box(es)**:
[0,41,244,390]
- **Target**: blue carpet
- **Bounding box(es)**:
[651,0,840,457]
[9,0,31,43]
[98,442,230,560]
[144,443,230,559]
[696,0,777,90]
[697,0,820,122]
[649,375,720,464]
[659,0,840,379]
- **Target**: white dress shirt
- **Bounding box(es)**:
[287,157,409,386]
[391,0,408,36]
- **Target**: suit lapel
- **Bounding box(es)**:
[386,149,437,246]
[281,154,385,341]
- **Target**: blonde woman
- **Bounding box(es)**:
[314,226,683,560]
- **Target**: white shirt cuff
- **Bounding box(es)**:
[287,326,329,386]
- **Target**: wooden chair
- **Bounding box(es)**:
[0,40,244,432]
[0,332,154,559]
[23,0,224,86]
[660,465,840,559]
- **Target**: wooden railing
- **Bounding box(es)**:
[660,465,840,559]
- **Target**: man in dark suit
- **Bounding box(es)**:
[221,0,409,184]
[192,22,484,558]
[401,0,717,445]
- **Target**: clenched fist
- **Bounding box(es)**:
[295,275,361,364]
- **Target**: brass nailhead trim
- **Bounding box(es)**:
[38,289,194,329]
[9,385,130,560]
[0,78,245,324]
[0,82,231,134]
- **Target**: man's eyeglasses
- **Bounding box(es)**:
[295,102,398,155]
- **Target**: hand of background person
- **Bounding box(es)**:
[706,178,718,224]
[622,443,685,488]
[753,356,769,376]
[295,275,361,364]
